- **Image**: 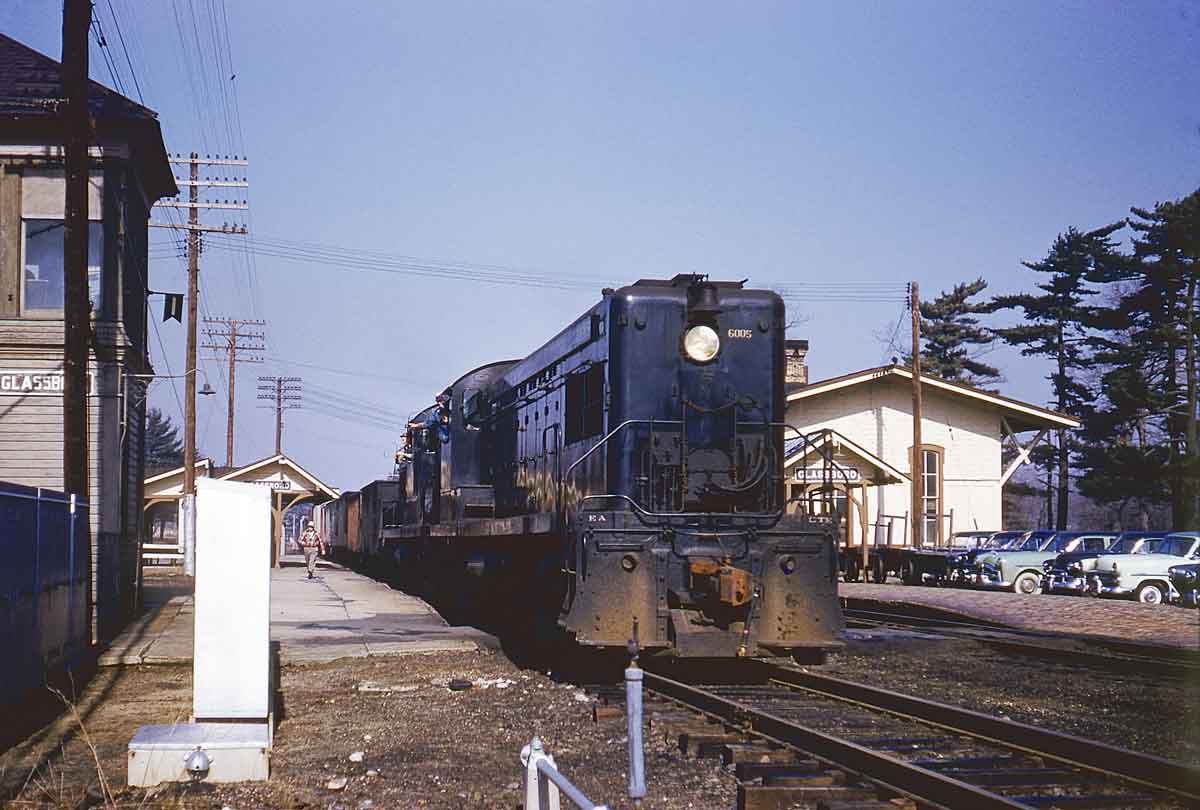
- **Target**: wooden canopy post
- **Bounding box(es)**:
[859,485,870,572]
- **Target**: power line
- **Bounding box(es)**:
[102,0,143,103]
[268,355,431,385]
[203,233,912,302]
[89,11,125,96]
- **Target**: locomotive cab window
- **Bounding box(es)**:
[565,363,605,444]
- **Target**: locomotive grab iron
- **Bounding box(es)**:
[390,275,843,658]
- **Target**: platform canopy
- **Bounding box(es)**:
[784,429,908,488]
[216,454,339,501]
[144,454,339,567]
[144,459,214,502]
[217,455,340,566]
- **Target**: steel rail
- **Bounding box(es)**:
[842,607,1200,676]
[643,670,1031,810]
[763,664,1200,802]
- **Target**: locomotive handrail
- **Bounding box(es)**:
[563,421,854,528]
[563,418,683,480]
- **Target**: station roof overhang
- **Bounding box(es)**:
[144,459,213,500]
[787,365,1080,433]
[144,454,339,505]
[217,454,340,504]
[783,430,908,487]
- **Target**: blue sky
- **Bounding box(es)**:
[3,1,1198,489]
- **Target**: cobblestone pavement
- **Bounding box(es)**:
[840,582,1200,649]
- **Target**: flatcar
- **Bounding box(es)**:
[391,275,843,658]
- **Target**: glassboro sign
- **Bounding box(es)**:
[0,370,96,395]
[249,479,292,490]
[795,465,861,483]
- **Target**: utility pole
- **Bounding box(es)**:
[910,282,924,548]
[202,317,266,467]
[62,0,90,500]
[151,155,249,494]
[257,376,302,455]
[184,155,199,493]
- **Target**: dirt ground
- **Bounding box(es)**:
[819,629,1200,765]
[0,650,729,810]
[5,630,1199,809]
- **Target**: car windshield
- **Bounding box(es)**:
[1157,538,1200,558]
[980,533,1015,549]
[950,532,990,548]
[1019,532,1054,551]
[1108,537,1138,553]
[1052,534,1080,552]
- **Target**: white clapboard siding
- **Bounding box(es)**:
[790,375,1006,542]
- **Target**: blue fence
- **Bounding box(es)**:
[0,482,90,701]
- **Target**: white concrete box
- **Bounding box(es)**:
[193,477,272,721]
[128,723,270,786]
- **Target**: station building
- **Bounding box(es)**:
[782,342,1079,549]
[0,34,176,640]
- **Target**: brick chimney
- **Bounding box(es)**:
[785,339,809,386]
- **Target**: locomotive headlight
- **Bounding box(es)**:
[683,324,720,363]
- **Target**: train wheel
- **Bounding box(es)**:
[871,556,887,584]
[900,561,917,585]
[843,558,861,583]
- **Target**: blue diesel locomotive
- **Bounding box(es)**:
[392,275,843,658]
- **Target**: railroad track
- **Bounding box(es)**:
[595,659,1200,810]
[843,606,1200,678]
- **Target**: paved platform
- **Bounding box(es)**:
[840,582,1200,650]
[100,558,495,666]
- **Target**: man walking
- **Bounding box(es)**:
[299,521,326,579]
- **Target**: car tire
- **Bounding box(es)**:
[1135,583,1166,605]
[1013,572,1041,595]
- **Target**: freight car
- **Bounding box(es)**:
[393,275,843,658]
[315,480,404,566]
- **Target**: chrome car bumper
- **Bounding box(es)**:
[1086,575,1131,597]
[1043,572,1087,594]
[974,565,1009,588]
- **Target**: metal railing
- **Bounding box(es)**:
[520,652,646,809]
[521,737,609,810]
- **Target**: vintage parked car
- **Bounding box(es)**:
[1168,563,1199,608]
[1087,533,1200,604]
[975,531,1117,594]
[1041,531,1168,595]
[898,530,996,586]
[947,530,1027,585]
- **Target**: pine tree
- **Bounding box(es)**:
[913,278,1002,387]
[1112,190,1200,528]
[990,223,1125,529]
[146,407,185,474]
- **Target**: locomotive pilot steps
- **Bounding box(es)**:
[387,275,844,659]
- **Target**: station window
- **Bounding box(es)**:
[915,445,943,545]
[22,219,103,315]
[565,363,605,444]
